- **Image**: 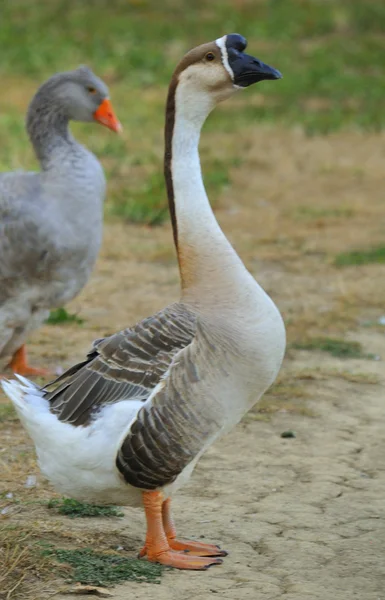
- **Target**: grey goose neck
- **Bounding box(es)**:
[27,87,80,171]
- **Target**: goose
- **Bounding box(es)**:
[0,67,120,377]
[2,34,286,570]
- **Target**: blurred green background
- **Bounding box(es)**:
[0,0,384,222]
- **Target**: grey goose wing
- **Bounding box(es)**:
[43,303,197,426]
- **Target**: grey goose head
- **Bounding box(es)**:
[169,33,282,110]
[28,65,121,133]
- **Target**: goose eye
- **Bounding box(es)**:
[205,52,215,62]
[87,86,96,94]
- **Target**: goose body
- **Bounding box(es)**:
[0,67,120,375]
[2,35,285,570]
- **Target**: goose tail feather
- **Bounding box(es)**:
[1,375,48,417]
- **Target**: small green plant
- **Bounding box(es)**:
[47,498,124,518]
[41,547,163,586]
[335,246,385,266]
[296,206,354,219]
[291,337,374,359]
[0,403,17,423]
[115,198,168,225]
[46,308,84,325]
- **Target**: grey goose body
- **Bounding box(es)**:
[2,35,286,570]
[0,67,120,375]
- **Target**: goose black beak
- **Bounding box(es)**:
[228,50,282,87]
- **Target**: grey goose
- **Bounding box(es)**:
[0,67,120,376]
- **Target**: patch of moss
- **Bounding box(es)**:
[46,308,84,325]
[0,403,17,422]
[296,206,354,219]
[47,498,124,519]
[335,246,385,266]
[291,337,374,359]
[42,546,163,586]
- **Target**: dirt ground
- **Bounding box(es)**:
[1,128,385,599]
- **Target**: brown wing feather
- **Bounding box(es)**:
[44,303,197,426]
[116,320,224,489]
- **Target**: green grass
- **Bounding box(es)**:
[47,498,124,518]
[0,403,17,423]
[0,0,384,224]
[109,157,230,224]
[295,206,354,220]
[46,308,84,325]
[203,159,231,194]
[110,172,169,225]
[41,546,163,586]
[0,0,384,131]
[292,337,375,359]
[335,246,385,266]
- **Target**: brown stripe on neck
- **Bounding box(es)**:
[164,75,179,251]
[164,40,219,256]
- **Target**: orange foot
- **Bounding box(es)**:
[139,538,226,560]
[147,549,222,570]
[139,492,226,569]
[168,538,227,557]
[7,345,51,377]
[163,497,227,557]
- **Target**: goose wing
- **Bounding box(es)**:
[116,318,221,490]
[44,303,197,426]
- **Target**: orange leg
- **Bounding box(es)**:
[140,491,224,570]
[7,345,50,377]
[162,497,227,557]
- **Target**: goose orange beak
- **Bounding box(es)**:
[94,98,122,133]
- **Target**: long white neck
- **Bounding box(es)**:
[166,83,253,305]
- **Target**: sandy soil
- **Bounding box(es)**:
[1,129,385,599]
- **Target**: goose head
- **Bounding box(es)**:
[29,66,121,133]
[170,33,282,117]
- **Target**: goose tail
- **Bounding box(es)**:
[1,374,48,420]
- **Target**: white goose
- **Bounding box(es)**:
[2,34,286,570]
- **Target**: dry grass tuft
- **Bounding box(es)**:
[0,526,63,600]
